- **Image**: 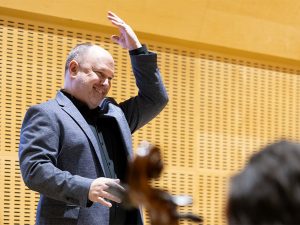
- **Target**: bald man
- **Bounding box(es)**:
[19,11,168,225]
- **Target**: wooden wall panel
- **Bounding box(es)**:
[0,14,300,225]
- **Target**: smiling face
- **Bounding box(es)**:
[67,45,114,109]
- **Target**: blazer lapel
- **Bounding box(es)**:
[104,104,133,159]
[55,91,107,174]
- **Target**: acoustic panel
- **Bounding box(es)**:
[0,13,300,225]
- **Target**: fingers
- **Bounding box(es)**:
[110,35,121,44]
[107,179,125,191]
[88,178,124,207]
[106,180,126,200]
[107,11,141,50]
[111,35,119,41]
[97,196,112,207]
[107,11,124,24]
[107,11,126,29]
[102,190,122,203]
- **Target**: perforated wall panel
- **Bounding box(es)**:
[1,14,300,225]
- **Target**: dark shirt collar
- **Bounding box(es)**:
[61,89,100,117]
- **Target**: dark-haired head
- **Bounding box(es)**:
[228,140,300,225]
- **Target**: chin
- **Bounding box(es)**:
[91,100,103,108]
[86,102,98,109]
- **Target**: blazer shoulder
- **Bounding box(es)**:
[25,99,61,119]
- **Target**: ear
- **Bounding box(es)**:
[68,60,79,78]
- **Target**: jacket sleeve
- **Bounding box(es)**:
[18,104,93,207]
[119,52,169,133]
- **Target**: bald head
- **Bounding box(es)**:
[65,43,113,74]
[63,43,114,109]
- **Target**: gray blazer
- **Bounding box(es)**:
[19,52,168,225]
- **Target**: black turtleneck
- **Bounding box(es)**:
[61,90,128,180]
[61,90,131,224]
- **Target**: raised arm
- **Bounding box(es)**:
[107,11,169,133]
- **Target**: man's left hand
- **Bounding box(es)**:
[107,11,142,50]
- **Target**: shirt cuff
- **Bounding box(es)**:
[129,45,149,55]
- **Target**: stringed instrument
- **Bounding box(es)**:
[110,141,203,225]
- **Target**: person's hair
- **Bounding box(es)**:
[227,140,300,225]
[64,42,95,73]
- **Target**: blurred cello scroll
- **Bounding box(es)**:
[109,141,203,225]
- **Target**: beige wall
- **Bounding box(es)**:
[1,1,300,225]
[0,0,300,62]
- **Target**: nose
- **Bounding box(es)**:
[102,78,109,86]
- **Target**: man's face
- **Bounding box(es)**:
[70,46,114,109]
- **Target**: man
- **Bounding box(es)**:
[227,140,300,225]
[19,11,168,225]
